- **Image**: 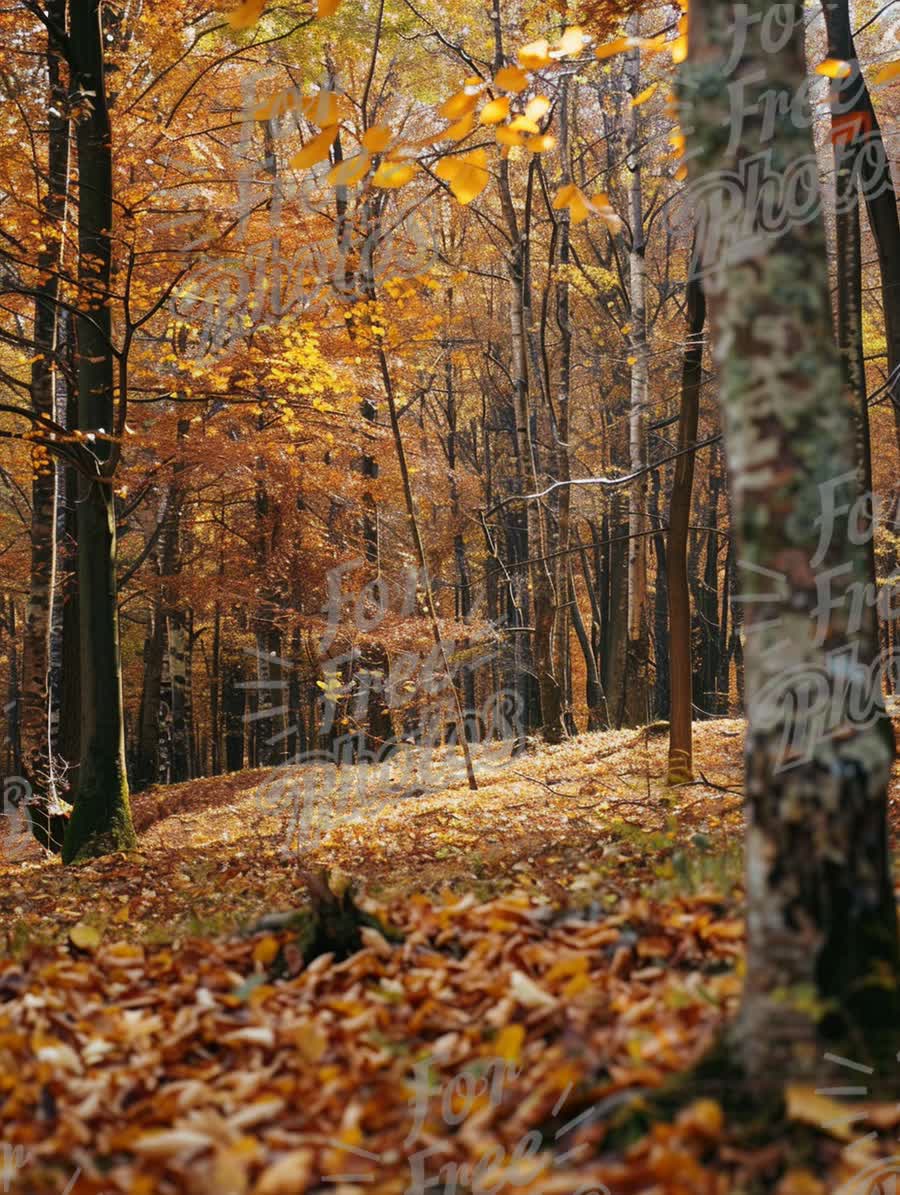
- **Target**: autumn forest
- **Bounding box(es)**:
[1,0,900,1189]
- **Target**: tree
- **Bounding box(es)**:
[678,0,900,1083]
[62,0,137,862]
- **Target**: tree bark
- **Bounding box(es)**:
[680,0,900,1083]
[667,255,705,782]
[62,0,136,863]
[21,0,70,850]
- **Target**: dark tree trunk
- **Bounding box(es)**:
[62,0,136,863]
[667,256,705,782]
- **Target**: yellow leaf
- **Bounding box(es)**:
[815,57,852,78]
[677,1099,724,1140]
[289,126,339,169]
[873,58,900,85]
[302,90,340,127]
[69,922,101,951]
[440,89,480,120]
[480,96,511,124]
[630,82,659,108]
[551,26,586,58]
[553,183,591,224]
[518,38,553,69]
[526,133,556,153]
[253,935,281,966]
[494,65,529,92]
[226,0,265,29]
[327,152,370,186]
[434,156,461,182]
[508,114,540,134]
[494,1023,525,1065]
[524,95,550,122]
[317,0,342,14]
[445,148,490,204]
[362,125,393,152]
[671,34,688,63]
[785,1085,861,1141]
[372,161,416,187]
[442,111,475,141]
[253,90,301,121]
[627,354,637,365]
[595,36,634,60]
[496,125,528,147]
[639,33,668,52]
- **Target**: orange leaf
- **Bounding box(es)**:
[362,125,393,152]
[372,161,416,188]
[226,0,265,28]
[630,82,659,108]
[444,149,490,204]
[815,57,852,78]
[494,65,529,92]
[595,36,634,60]
[316,0,342,13]
[327,151,371,186]
[518,38,553,69]
[480,96,511,124]
[873,58,900,85]
[440,89,480,120]
[288,126,339,169]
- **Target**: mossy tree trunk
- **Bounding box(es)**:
[679,0,900,1083]
[62,0,136,864]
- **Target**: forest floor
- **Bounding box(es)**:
[1,720,900,1193]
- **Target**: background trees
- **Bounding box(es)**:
[0,0,898,870]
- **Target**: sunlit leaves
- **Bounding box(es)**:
[553,183,592,224]
[526,133,556,153]
[551,26,587,58]
[480,96,511,124]
[494,65,529,92]
[439,89,481,120]
[630,82,659,108]
[553,184,623,230]
[872,59,900,84]
[327,152,370,186]
[524,95,550,122]
[288,127,339,169]
[518,38,553,69]
[226,0,265,28]
[436,149,489,204]
[362,125,393,152]
[442,112,476,141]
[302,90,341,127]
[372,161,417,188]
[595,36,634,60]
[815,58,852,78]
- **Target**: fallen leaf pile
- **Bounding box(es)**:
[1,720,899,1193]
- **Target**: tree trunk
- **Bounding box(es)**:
[624,14,650,727]
[680,0,900,1083]
[62,0,136,863]
[21,0,70,850]
[667,255,705,782]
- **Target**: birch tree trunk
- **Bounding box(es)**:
[624,14,650,728]
[679,0,900,1082]
[21,0,70,850]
